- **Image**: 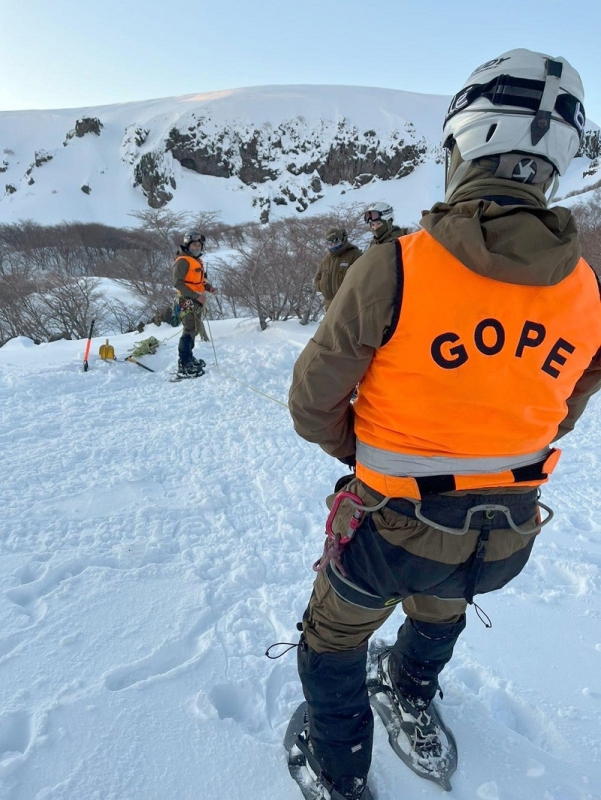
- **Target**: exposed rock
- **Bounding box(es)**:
[135,128,149,147]
[133,151,174,208]
[81,184,91,194]
[34,150,53,167]
[75,117,104,137]
[578,129,600,161]
[5,184,16,194]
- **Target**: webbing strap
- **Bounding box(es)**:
[357,450,559,500]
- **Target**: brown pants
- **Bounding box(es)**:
[181,304,208,342]
[303,570,467,654]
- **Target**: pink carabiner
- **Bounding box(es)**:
[325,490,364,544]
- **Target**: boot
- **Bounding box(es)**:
[385,653,443,760]
[297,636,372,793]
[177,359,204,378]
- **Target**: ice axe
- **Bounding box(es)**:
[124,356,155,373]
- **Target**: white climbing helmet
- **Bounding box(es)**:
[364,201,394,223]
[442,48,585,177]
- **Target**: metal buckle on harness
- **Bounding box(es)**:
[404,499,554,536]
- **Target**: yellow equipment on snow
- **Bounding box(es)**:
[99,339,115,360]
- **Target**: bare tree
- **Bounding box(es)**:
[572,189,601,276]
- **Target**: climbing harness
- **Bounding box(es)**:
[404,493,553,536]
[320,486,553,612]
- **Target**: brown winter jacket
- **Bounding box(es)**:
[289,182,601,462]
[314,242,362,307]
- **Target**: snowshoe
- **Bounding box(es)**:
[284,702,374,800]
[367,650,457,792]
[170,359,206,382]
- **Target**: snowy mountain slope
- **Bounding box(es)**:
[0,85,599,228]
[0,320,600,799]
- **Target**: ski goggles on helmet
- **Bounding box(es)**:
[445,71,586,145]
[190,235,205,244]
[364,210,385,223]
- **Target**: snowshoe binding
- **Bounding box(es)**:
[284,702,374,800]
[367,650,457,792]
[171,358,206,382]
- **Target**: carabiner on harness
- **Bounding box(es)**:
[313,490,390,574]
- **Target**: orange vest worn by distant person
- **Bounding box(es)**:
[178,255,207,294]
[354,229,601,498]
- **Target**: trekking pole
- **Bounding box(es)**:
[82,319,95,372]
[204,296,219,367]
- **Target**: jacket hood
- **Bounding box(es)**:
[421,193,581,286]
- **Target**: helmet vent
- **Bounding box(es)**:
[485,124,497,142]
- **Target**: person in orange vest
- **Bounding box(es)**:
[173,230,216,378]
[286,49,601,800]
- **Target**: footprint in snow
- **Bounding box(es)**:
[0,710,32,762]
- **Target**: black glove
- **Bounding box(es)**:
[337,454,356,469]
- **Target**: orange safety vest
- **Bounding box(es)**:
[354,229,601,498]
[177,255,206,294]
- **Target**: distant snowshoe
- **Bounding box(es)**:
[170,359,206,382]
[367,650,457,792]
[284,702,374,800]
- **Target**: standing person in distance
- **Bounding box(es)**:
[287,49,601,800]
[364,201,409,246]
[173,230,216,378]
[314,228,362,311]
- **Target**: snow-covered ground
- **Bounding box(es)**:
[0,319,600,800]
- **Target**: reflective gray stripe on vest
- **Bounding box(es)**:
[355,441,550,477]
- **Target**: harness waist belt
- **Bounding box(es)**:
[355,442,551,477]
[356,449,560,500]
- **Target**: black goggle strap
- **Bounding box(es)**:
[531,59,563,145]
[445,68,585,145]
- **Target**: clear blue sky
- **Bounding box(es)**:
[1,0,600,127]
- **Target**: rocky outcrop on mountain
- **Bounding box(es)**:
[578,129,600,161]
[133,114,432,217]
[133,151,176,209]
[75,117,103,137]
[0,86,598,225]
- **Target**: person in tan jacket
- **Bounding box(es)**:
[314,228,362,310]
[286,50,601,800]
